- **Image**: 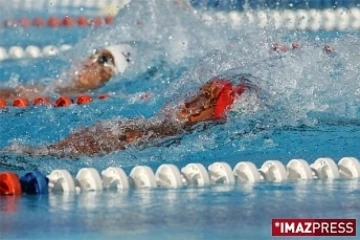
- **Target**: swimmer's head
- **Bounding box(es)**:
[73,44,132,91]
[177,79,245,124]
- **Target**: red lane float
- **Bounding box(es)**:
[33,17,45,27]
[13,98,29,108]
[0,98,7,108]
[104,16,114,24]
[54,96,73,107]
[62,16,75,27]
[19,18,31,28]
[76,95,93,105]
[1,95,108,109]
[33,97,51,106]
[47,16,61,27]
[77,16,89,26]
[90,17,103,26]
[0,172,22,195]
[0,92,151,110]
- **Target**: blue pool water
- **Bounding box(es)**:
[1,0,360,239]
[1,180,359,239]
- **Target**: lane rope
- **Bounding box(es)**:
[0,92,151,109]
[1,157,359,195]
[3,8,360,31]
[4,0,130,16]
[0,40,335,62]
[207,8,360,31]
[2,16,114,28]
[0,44,72,61]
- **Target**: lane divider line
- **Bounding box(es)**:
[1,157,359,195]
[206,8,360,31]
[0,44,72,61]
[0,92,151,109]
[3,8,360,31]
[2,16,114,28]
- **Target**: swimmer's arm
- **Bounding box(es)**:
[46,120,151,158]
[46,119,184,158]
[47,126,127,157]
[52,77,106,96]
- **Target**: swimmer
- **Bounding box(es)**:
[0,44,132,101]
[13,73,259,158]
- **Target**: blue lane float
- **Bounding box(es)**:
[20,171,49,195]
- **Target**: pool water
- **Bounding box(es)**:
[1,0,360,239]
[1,180,359,240]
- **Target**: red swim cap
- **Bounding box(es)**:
[213,79,246,120]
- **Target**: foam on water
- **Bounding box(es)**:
[66,0,260,76]
[164,36,360,127]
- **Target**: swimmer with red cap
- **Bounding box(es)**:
[21,73,257,158]
[0,44,132,101]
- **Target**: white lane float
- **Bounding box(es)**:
[350,8,360,30]
[297,10,310,31]
[260,160,288,182]
[25,45,42,58]
[336,8,350,31]
[323,9,336,31]
[233,161,261,183]
[308,9,322,32]
[287,159,313,180]
[215,11,229,24]
[129,166,157,189]
[101,167,129,190]
[338,157,360,179]
[155,164,183,189]
[47,169,75,192]
[310,158,339,179]
[75,168,103,192]
[283,10,297,30]
[208,162,235,185]
[256,10,268,27]
[8,46,25,59]
[0,47,9,61]
[228,11,243,27]
[271,10,283,29]
[42,45,59,56]
[0,44,72,61]
[181,163,210,187]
